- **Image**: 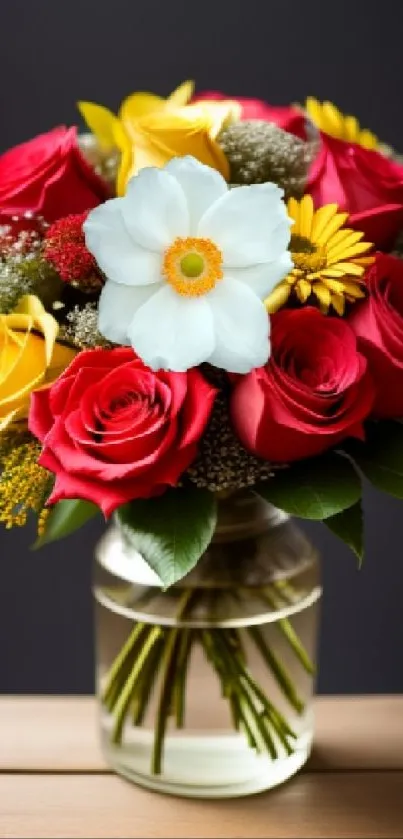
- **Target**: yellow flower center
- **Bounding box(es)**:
[290,235,327,273]
[163,237,223,297]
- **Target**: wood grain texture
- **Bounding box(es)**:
[1,695,403,772]
[1,697,403,838]
[0,772,402,839]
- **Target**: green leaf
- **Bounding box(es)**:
[117,487,217,589]
[33,499,100,548]
[324,501,364,565]
[344,421,403,500]
[256,451,362,520]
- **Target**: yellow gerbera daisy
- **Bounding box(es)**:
[306,97,378,151]
[265,195,374,316]
[78,81,239,194]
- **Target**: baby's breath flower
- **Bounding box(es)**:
[218,120,317,199]
[61,302,112,349]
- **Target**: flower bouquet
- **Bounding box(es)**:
[2,81,403,797]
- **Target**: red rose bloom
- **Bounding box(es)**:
[0,127,109,222]
[349,253,403,418]
[307,133,403,249]
[231,308,374,463]
[193,91,307,139]
[29,348,216,516]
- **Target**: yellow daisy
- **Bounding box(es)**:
[306,97,378,151]
[265,195,374,316]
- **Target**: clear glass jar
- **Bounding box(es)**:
[94,490,321,798]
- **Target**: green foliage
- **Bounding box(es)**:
[256,452,362,520]
[324,501,364,565]
[33,499,100,548]
[117,487,217,589]
[344,421,403,499]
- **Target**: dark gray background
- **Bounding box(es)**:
[1,0,402,695]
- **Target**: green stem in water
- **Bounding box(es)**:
[132,632,166,727]
[151,589,195,774]
[262,587,315,676]
[173,629,193,729]
[112,625,163,744]
[247,625,305,714]
[151,627,182,774]
[103,622,147,710]
[211,630,279,759]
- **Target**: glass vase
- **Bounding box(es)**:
[93,490,321,798]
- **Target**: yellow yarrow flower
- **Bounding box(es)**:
[306,97,378,150]
[79,81,238,194]
[0,295,75,430]
[0,433,52,529]
[265,195,374,316]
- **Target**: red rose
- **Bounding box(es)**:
[307,133,403,249]
[348,253,403,418]
[193,91,307,139]
[29,348,216,516]
[0,127,109,222]
[231,307,374,463]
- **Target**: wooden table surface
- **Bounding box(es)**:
[0,696,402,838]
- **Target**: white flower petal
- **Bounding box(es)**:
[207,278,270,373]
[84,200,162,287]
[164,156,228,234]
[128,285,215,371]
[231,251,293,298]
[198,182,291,267]
[98,280,161,345]
[122,167,189,250]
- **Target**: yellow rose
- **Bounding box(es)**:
[0,295,75,431]
[78,80,239,194]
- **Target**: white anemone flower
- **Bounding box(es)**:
[84,156,293,373]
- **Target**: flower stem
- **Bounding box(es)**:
[173,629,193,728]
[247,625,305,714]
[112,625,162,744]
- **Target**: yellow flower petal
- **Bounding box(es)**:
[299,195,314,239]
[167,79,195,106]
[359,129,378,150]
[133,110,230,179]
[295,279,312,302]
[352,255,375,267]
[119,93,167,131]
[77,102,117,150]
[326,228,364,254]
[320,277,348,293]
[287,196,301,234]
[47,341,76,381]
[14,295,58,366]
[264,282,291,314]
[306,97,379,150]
[330,241,373,261]
[0,296,75,431]
[326,261,365,277]
[322,101,344,135]
[331,293,346,316]
[344,115,360,143]
[310,204,339,243]
[312,282,331,308]
[341,281,366,298]
[316,212,349,246]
